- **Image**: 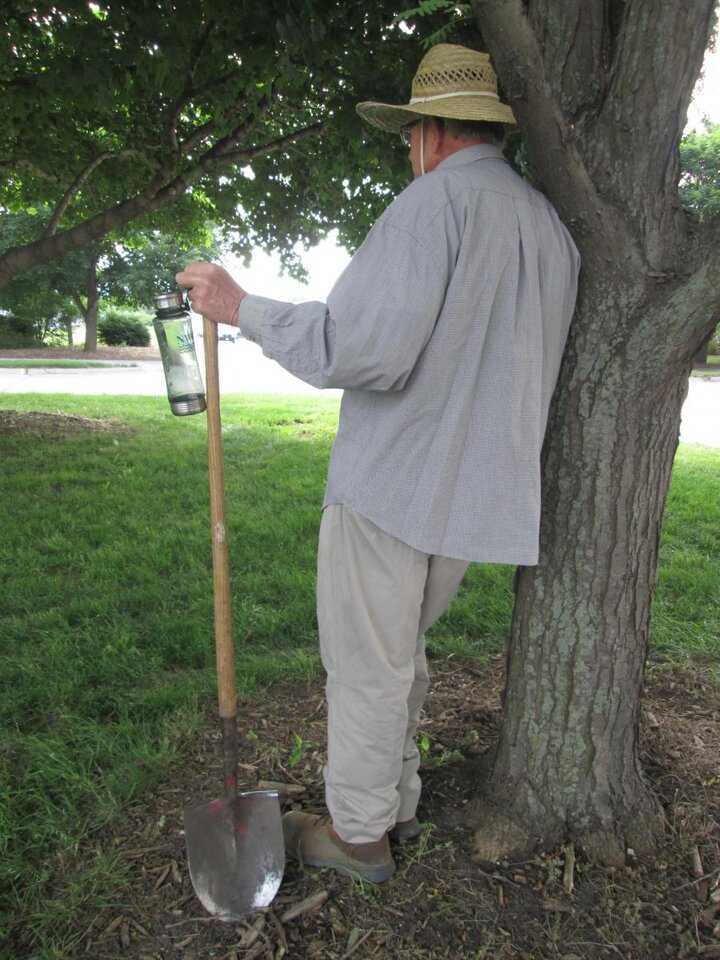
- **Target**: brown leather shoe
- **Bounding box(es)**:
[282,812,396,883]
[388,816,421,841]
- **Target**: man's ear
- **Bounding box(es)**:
[424,118,445,167]
[427,118,443,147]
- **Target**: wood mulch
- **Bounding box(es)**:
[7,656,718,960]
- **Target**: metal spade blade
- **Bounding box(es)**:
[184,790,284,921]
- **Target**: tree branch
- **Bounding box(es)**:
[43,149,160,238]
[43,153,116,238]
[526,0,608,121]
[593,0,714,190]
[164,20,218,153]
[471,0,641,274]
[632,239,720,365]
[217,120,325,164]
[171,79,276,160]
[69,289,86,315]
[0,120,325,286]
[0,159,59,183]
[180,116,218,156]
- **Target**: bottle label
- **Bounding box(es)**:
[162,319,195,354]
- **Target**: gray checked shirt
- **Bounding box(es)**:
[238,144,579,563]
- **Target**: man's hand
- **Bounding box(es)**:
[175,262,248,326]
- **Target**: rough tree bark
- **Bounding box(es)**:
[469,0,720,863]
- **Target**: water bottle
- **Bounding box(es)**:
[153,291,206,416]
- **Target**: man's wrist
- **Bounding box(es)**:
[231,293,245,328]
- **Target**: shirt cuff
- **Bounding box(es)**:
[237,294,271,343]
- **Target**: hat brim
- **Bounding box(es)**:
[356,98,516,133]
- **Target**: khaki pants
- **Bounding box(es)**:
[317,505,468,843]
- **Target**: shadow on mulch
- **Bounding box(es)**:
[18,658,720,960]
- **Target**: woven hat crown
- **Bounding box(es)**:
[412,44,500,100]
[356,43,515,132]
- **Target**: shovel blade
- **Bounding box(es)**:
[184,790,284,921]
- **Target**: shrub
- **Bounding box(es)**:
[0,314,43,348]
[708,324,720,356]
[98,308,151,347]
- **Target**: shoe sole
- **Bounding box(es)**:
[297,852,397,884]
[388,820,421,842]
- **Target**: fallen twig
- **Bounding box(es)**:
[257,780,307,797]
[563,843,576,895]
[692,847,711,902]
[267,907,288,952]
[154,863,171,890]
[340,929,373,959]
[237,913,266,949]
[696,946,720,958]
[670,867,720,892]
[279,889,329,923]
[165,916,223,927]
[124,844,168,859]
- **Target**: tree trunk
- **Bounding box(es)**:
[472,295,690,862]
[470,0,720,863]
[83,261,99,353]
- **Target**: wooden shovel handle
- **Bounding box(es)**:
[203,317,236,722]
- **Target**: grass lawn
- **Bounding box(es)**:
[0,392,718,955]
[692,354,720,377]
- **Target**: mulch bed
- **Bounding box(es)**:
[14,657,717,960]
[0,408,131,437]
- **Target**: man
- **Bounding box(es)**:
[177,43,580,884]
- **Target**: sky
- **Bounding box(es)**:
[686,38,720,132]
[229,41,720,305]
[225,232,351,306]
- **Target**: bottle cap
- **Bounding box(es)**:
[154,290,186,311]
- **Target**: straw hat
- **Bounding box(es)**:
[356,43,515,132]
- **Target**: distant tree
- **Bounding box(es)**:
[100,230,226,311]
[0,209,84,346]
[0,209,223,349]
[679,123,720,222]
[679,124,720,363]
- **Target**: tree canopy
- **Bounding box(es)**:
[0,0,424,285]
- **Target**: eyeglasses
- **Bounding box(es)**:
[399,121,420,147]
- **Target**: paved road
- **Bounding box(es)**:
[0,344,718,447]
[0,341,339,398]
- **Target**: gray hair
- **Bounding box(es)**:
[438,117,506,147]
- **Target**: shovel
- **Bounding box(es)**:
[183,317,285,921]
